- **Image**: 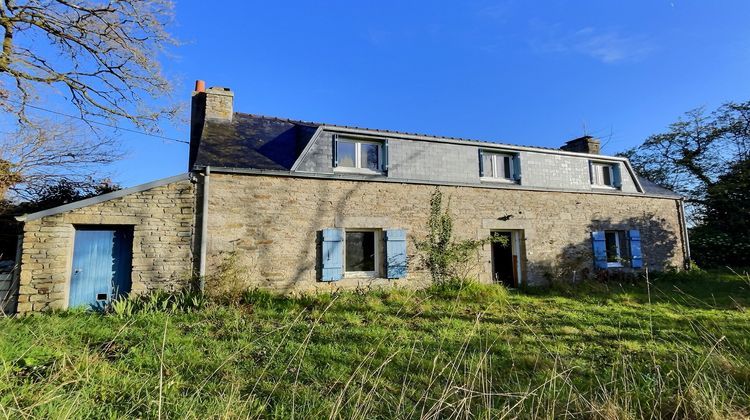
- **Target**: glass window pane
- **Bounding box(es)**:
[602,166,612,185]
[503,156,512,179]
[482,153,493,176]
[337,141,356,167]
[618,231,629,259]
[360,143,380,171]
[605,231,619,262]
[346,231,375,272]
[593,164,602,184]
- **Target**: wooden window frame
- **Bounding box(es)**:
[481,152,516,182]
[343,229,382,278]
[335,139,385,175]
[591,162,615,189]
[604,230,629,267]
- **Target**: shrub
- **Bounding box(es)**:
[691,227,750,268]
[108,289,208,317]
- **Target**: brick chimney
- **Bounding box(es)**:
[560,136,601,154]
[189,80,234,169]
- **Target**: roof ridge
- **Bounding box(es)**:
[234,111,561,151]
[236,112,322,127]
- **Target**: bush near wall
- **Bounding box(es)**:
[690,227,750,268]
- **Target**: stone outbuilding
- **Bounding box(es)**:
[8,82,691,314]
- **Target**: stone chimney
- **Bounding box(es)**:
[204,86,234,121]
[560,136,601,154]
[189,80,234,169]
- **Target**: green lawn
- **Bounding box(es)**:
[1,270,749,419]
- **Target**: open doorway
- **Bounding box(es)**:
[491,230,523,287]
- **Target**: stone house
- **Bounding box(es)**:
[9,82,690,314]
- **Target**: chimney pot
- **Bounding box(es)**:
[195,80,205,93]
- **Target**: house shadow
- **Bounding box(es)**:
[526,213,679,286]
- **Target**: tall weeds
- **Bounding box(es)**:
[0,270,748,418]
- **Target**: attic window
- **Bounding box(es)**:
[482,152,514,180]
[334,136,386,174]
[590,162,622,189]
[479,150,521,183]
[591,163,613,186]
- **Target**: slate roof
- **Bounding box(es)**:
[637,177,681,198]
[193,112,680,198]
[193,113,319,171]
[192,112,564,172]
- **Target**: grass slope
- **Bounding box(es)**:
[1,270,749,419]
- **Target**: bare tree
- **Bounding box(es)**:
[0,0,177,199]
[1,119,121,200]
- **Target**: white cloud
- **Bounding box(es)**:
[530,23,655,64]
[476,2,514,21]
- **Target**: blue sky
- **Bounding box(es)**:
[104,0,750,186]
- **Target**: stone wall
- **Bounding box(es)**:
[16,179,196,314]
[206,174,686,293]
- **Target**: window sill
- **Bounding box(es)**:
[592,185,619,191]
[334,167,385,176]
[345,271,379,279]
[481,177,518,184]
[607,262,624,268]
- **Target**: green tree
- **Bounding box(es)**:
[690,158,750,267]
[620,101,750,218]
[622,100,750,267]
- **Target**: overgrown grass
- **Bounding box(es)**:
[1,270,749,418]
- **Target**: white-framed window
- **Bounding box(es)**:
[605,230,629,267]
[335,138,384,174]
[591,162,614,187]
[481,152,515,181]
[344,229,381,277]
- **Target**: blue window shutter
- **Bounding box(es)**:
[591,231,608,269]
[612,164,622,188]
[383,139,389,172]
[512,154,522,182]
[332,134,339,168]
[321,228,343,281]
[478,149,485,177]
[628,229,643,268]
[385,229,408,279]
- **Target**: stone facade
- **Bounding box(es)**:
[13,170,687,313]
[205,173,687,293]
[16,178,196,314]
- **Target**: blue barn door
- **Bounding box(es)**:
[69,227,133,309]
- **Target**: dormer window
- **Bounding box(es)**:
[480,151,521,183]
[591,162,613,186]
[590,161,622,189]
[334,136,386,174]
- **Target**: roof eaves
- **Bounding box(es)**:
[16,173,191,222]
